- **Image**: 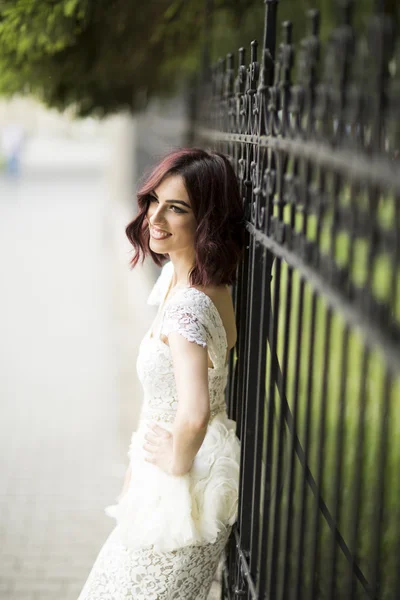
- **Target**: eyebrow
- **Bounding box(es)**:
[151,190,191,210]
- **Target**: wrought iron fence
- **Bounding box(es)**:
[193,1,400,598]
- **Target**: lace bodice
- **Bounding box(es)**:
[136,261,229,423]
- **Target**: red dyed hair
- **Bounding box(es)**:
[125,147,245,286]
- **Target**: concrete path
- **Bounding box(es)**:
[0,127,222,600]
[0,132,154,600]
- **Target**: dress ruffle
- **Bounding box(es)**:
[104,413,240,553]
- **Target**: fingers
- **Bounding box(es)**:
[147,423,172,438]
[143,423,172,468]
[143,438,156,463]
[143,441,157,452]
[144,431,158,443]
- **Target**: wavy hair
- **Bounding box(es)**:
[125,147,245,286]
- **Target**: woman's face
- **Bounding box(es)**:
[146,174,197,257]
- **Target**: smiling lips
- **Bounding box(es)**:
[150,226,172,240]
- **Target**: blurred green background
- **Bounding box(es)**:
[0,0,397,116]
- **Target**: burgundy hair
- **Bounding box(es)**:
[125,147,245,286]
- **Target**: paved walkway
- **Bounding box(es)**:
[0,130,222,599]
[0,133,153,599]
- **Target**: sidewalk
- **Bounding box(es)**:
[0,128,156,600]
[0,118,222,600]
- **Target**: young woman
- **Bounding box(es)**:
[78,147,244,600]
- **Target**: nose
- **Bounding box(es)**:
[148,202,166,227]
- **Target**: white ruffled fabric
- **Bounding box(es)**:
[104,260,241,554]
[105,413,240,553]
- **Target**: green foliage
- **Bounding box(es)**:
[0,0,88,58]
[0,0,260,116]
[0,0,396,116]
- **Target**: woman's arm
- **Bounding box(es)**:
[143,307,211,476]
[167,330,211,476]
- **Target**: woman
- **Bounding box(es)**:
[78,147,244,600]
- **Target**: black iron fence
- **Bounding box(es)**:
[193,1,400,598]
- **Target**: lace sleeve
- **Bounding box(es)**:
[161,300,208,348]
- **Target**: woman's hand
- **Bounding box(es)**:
[143,423,175,475]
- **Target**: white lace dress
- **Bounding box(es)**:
[77,261,241,600]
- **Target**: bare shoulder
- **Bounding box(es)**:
[196,284,237,350]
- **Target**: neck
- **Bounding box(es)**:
[168,252,195,287]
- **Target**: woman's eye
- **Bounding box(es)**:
[148,196,185,214]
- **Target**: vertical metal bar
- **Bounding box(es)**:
[292,157,318,600]
[308,306,331,599]
[249,244,270,583]
[369,371,391,598]
[263,0,279,64]
[268,271,294,599]
[234,243,246,431]
[326,184,358,600]
[326,321,350,600]
[395,389,400,600]
[225,201,238,416]
[391,199,400,600]
[240,222,258,551]
[369,192,399,597]
[235,227,250,499]
[236,147,257,599]
[280,155,304,600]
[308,168,339,599]
[345,188,378,599]
[237,224,252,535]
[267,151,292,600]
[229,249,243,425]
[258,254,281,600]
[291,286,317,600]
[344,345,369,599]
[228,93,251,600]
[225,340,234,416]
[280,272,306,600]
